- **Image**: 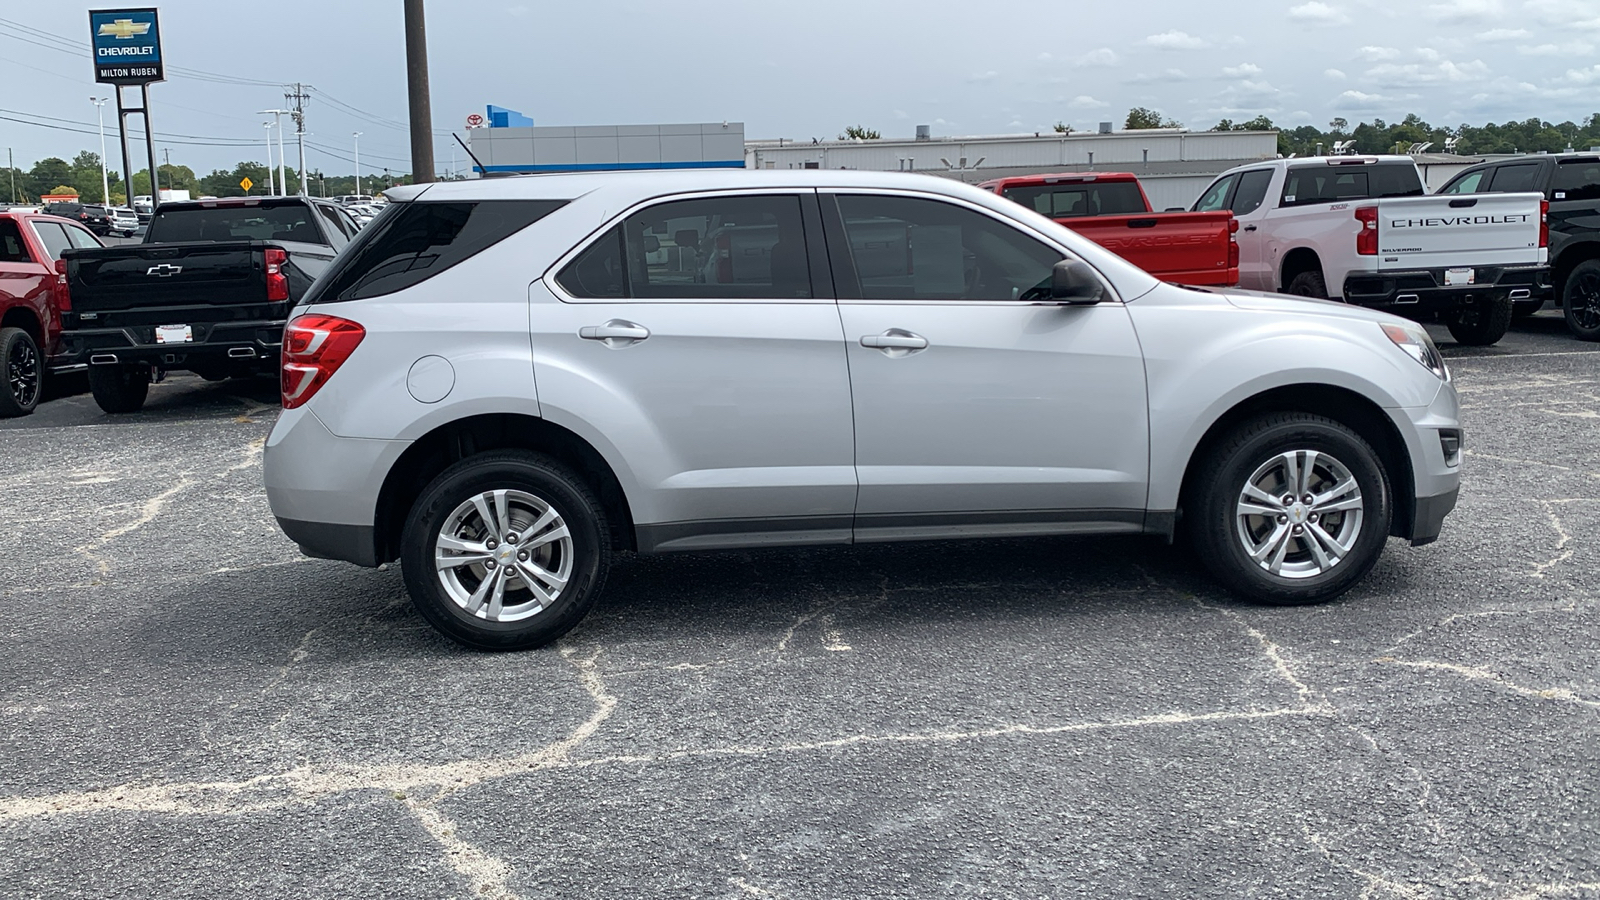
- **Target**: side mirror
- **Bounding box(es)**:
[1050,260,1105,305]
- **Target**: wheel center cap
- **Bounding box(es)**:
[1289,504,1308,524]
[497,545,518,564]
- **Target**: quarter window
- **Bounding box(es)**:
[832,194,1069,301]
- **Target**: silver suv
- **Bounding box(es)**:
[264,171,1461,650]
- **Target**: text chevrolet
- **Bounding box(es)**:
[264,171,1462,650]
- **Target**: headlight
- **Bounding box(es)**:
[1380,322,1450,382]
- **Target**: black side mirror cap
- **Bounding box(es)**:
[1050,260,1105,305]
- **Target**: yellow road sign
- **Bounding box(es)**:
[240,176,254,193]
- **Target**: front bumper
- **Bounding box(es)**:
[1387,381,1463,545]
[1408,487,1459,546]
[1344,265,1547,315]
[59,318,285,369]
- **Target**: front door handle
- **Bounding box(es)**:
[579,319,650,348]
[860,329,929,356]
[1243,224,1258,232]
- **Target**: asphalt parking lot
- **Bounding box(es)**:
[1,313,1596,899]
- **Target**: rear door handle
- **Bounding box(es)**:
[579,319,650,347]
[860,330,929,354]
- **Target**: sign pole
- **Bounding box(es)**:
[115,86,136,209]
[142,82,160,210]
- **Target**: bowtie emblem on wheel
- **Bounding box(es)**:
[146,264,183,277]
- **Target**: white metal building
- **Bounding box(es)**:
[745,128,1280,210]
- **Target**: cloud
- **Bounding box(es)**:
[1128,68,1191,83]
[1476,27,1530,40]
[1365,58,1490,85]
[1563,64,1600,85]
[1069,95,1110,109]
[1143,30,1206,49]
[1518,41,1595,56]
[1222,63,1262,77]
[1356,46,1401,61]
[1077,47,1120,67]
[1333,89,1417,109]
[1428,0,1502,21]
[967,71,999,83]
[1288,2,1350,24]
[1324,68,1347,79]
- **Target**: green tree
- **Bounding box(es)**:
[26,157,72,201]
[1053,122,1072,134]
[839,125,881,140]
[1125,107,1180,129]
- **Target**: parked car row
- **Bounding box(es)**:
[41,202,140,238]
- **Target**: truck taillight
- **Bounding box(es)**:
[1228,237,1240,269]
[1355,206,1379,256]
[1540,199,1549,249]
[53,258,71,311]
[265,248,289,302]
[281,314,364,409]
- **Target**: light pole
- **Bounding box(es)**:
[262,122,275,194]
[258,109,288,195]
[352,132,362,197]
[90,97,111,205]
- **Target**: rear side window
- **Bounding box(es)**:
[65,225,101,249]
[30,222,71,261]
[1229,170,1273,215]
[1488,164,1540,194]
[1280,164,1423,206]
[1552,160,1600,201]
[306,200,567,303]
[1000,181,1147,217]
[0,220,27,262]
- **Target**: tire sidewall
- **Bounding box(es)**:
[400,453,608,650]
[1200,418,1391,603]
[0,327,41,416]
[1287,271,1327,299]
[1563,260,1600,341]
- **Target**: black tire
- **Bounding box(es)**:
[1187,413,1392,606]
[1445,294,1512,346]
[0,326,42,417]
[1286,271,1329,299]
[88,364,150,414]
[401,451,610,651]
[1562,259,1600,342]
[1510,299,1544,320]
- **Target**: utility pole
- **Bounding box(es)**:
[262,122,275,194]
[162,148,171,166]
[404,0,435,184]
[352,132,362,196]
[286,83,311,196]
[90,97,111,205]
[7,148,15,204]
[258,109,288,195]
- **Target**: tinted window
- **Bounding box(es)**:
[1001,181,1148,217]
[1487,164,1540,194]
[1442,170,1487,194]
[1552,160,1600,201]
[64,224,102,249]
[30,222,71,261]
[1281,163,1423,206]
[148,203,325,243]
[315,204,351,250]
[558,195,813,300]
[1194,175,1237,212]
[834,195,1067,301]
[0,220,27,262]
[307,200,567,303]
[1230,170,1274,215]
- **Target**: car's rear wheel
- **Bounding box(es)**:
[1445,294,1512,346]
[88,364,150,414]
[1286,271,1328,299]
[400,451,610,651]
[1562,260,1600,342]
[1189,413,1391,605]
[1510,298,1544,320]
[0,326,41,417]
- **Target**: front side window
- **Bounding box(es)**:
[1488,164,1540,194]
[1442,170,1487,194]
[833,194,1069,302]
[1230,170,1274,216]
[30,222,71,261]
[1553,159,1600,201]
[557,194,813,300]
[1194,175,1237,212]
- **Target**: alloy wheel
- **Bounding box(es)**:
[1234,449,1365,579]
[433,489,573,623]
[7,337,39,409]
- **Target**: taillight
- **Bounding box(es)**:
[1355,206,1379,256]
[1228,237,1240,269]
[53,258,71,312]
[1539,199,1549,249]
[281,314,364,409]
[265,247,289,302]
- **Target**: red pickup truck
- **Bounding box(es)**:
[0,210,103,416]
[978,172,1239,286]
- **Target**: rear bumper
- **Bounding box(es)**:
[1343,265,1547,313]
[59,318,285,369]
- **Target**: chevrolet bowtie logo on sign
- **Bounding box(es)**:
[97,19,150,39]
[89,8,164,85]
[146,264,182,277]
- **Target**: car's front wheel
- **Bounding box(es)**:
[1189,413,1391,605]
[401,452,610,651]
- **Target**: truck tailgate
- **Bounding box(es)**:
[1377,193,1545,270]
[1060,211,1237,285]
[64,241,270,315]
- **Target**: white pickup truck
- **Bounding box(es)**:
[1194,156,1548,345]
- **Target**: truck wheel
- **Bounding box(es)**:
[1446,294,1512,346]
[1510,299,1544,320]
[0,327,42,418]
[88,364,151,414]
[400,451,611,651]
[1562,260,1600,342]
[1188,413,1391,606]
[1286,271,1328,299]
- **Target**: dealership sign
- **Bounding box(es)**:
[89,8,164,84]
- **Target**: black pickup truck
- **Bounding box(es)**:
[1439,154,1600,341]
[59,197,361,412]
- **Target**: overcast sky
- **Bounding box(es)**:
[5,0,1599,175]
